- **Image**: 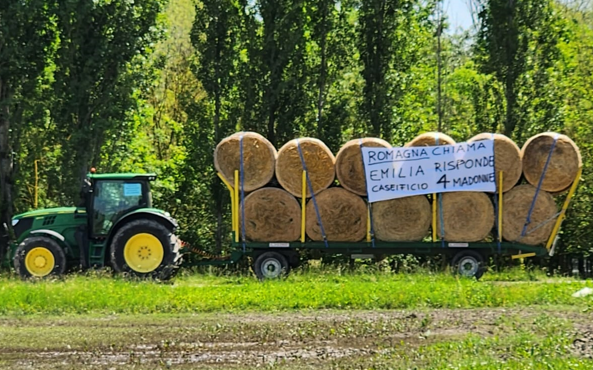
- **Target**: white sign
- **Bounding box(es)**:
[362,140,496,203]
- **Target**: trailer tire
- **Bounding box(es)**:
[254,252,290,280]
[110,219,182,280]
[14,236,67,279]
[451,250,485,279]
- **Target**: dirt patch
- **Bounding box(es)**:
[573,330,593,359]
[3,307,592,369]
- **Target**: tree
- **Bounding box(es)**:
[255,0,309,146]
[50,0,166,203]
[190,0,242,252]
[358,0,433,141]
[0,0,55,256]
[474,0,560,137]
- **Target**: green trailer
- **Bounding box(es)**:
[1,164,581,280]
[199,168,581,280]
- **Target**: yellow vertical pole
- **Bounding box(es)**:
[366,206,371,242]
[432,193,437,241]
[498,171,503,242]
[301,170,306,243]
[234,170,239,243]
[546,168,582,251]
[34,160,39,209]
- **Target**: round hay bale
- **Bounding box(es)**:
[335,138,391,196]
[405,132,456,147]
[521,132,581,193]
[502,184,557,245]
[306,187,367,242]
[468,133,522,193]
[276,138,336,198]
[436,192,494,242]
[242,188,301,242]
[214,132,277,192]
[372,196,431,241]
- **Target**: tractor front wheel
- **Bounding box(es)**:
[110,219,182,280]
[14,236,67,279]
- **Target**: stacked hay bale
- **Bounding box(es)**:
[276,138,336,197]
[335,138,391,196]
[501,132,581,245]
[214,132,277,192]
[215,130,580,246]
[467,133,522,193]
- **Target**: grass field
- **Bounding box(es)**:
[0,267,592,369]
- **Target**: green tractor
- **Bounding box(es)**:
[4,172,183,279]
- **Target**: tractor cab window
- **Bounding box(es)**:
[92,180,149,235]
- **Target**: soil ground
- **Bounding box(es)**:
[1,306,592,369]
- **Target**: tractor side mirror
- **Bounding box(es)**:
[78,178,93,207]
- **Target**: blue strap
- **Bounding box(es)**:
[436,134,445,248]
[491,134,501,254]
[521,134,559,238]
[296,139,329,248]
[359,139,375,248]
[239,133,246,252]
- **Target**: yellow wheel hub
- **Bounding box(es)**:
[123,233,164,273]
[25,247,55,277]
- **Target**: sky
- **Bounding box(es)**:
[444,0,475,32]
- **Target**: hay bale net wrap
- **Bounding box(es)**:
[468,133,522,193]
[276,138,336,198]
[521,132,581,193]
[405,132,456,147]
[372,195,431,241]
[305,187,367,242]
[335,138,391,196]
[214,132,277,192]
[502,184,558,245]
[436,192,494,242]
[241,188,301,242]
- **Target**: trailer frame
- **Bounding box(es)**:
[193,166,581,279]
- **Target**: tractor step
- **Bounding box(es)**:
[89,241,107,267]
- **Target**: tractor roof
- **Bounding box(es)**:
[88,173,157,181]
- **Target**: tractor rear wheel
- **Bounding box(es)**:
[110,219,182,280]
[14,236,67,279]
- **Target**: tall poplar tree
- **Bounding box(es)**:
[50,0,166,202]
[475,0,559,136]
[190,0,242,252]
[358,0,432,141]
[0,0,55,255]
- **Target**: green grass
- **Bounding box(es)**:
[0,267,591,315]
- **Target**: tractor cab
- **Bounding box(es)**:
[8,171,182,279]
[84,173,156,237]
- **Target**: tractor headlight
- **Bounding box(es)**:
[11,219,19,227]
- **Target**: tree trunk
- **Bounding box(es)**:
[213,83,223,253]
[316,2,329,124]
[0,78,13,261]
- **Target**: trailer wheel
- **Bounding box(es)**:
[451,250,485,279]
[254,252,290,280]
[14,236,67,279]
